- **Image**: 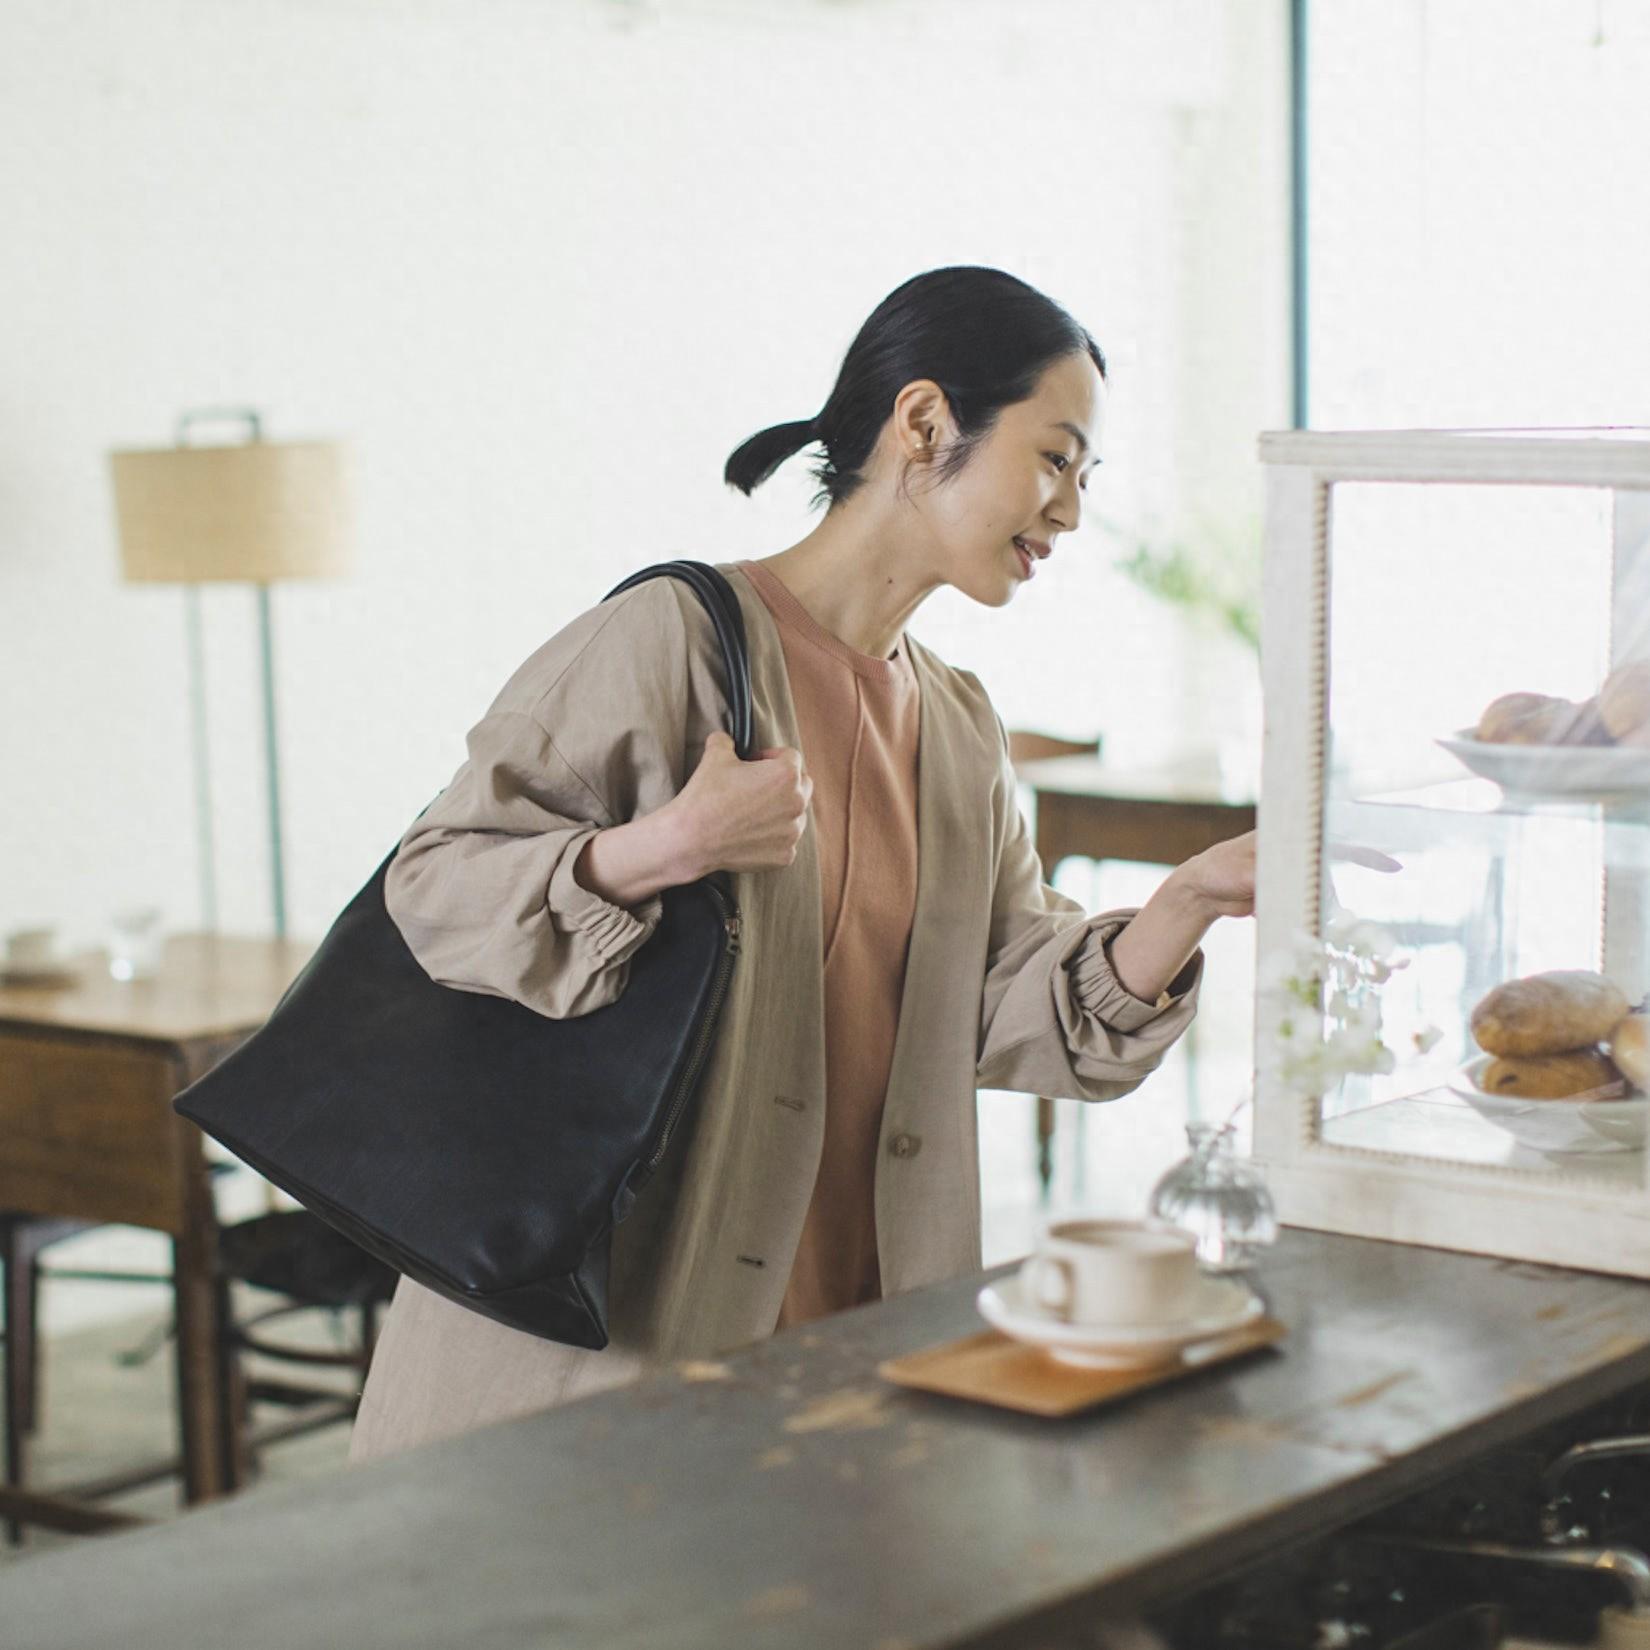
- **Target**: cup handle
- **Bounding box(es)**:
[1023,1255,1074,1320]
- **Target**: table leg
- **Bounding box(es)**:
[1035,1096,1055,1203]
[2,1222,29,1544]
[172,1224,231,1502]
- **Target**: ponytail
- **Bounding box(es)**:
[722,417,820,497]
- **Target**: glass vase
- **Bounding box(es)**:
[1149,1121,1279,1272]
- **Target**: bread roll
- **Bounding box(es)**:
[1610,1013,1650,1090]
[1552,695,1615,747]
[1601,661,1650,739]
[1470,971,1631,1057]
[1474,693,1612,747]
[1480,1049,1625,1100]
[1502,702,1584,746]
[1475,692,1569,744]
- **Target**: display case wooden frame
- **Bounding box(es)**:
[1252,428,1650,1278]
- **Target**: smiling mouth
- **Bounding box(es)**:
[1012,536,1039,578]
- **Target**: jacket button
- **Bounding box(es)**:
[889,1133,921,1159]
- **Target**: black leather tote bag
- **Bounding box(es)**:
[174,562,752,1349]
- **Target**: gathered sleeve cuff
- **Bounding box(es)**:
[544,828,664,968]
[1069,916,1205,1033]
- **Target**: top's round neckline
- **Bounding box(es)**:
[737,560,910,686]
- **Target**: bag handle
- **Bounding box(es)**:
[603,562,755,760]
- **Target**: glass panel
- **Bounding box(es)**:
[1309,481,1649,1185]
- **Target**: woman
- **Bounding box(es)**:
[349,266,1256,1463]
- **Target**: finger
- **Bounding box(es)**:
[1327,841,1403,874]
[705,730,735,750]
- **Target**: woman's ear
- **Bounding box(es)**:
[890,378,954,461]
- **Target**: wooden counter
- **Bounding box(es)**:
[4,1229,1650,1648]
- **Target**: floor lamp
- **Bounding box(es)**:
[109,411,352,939]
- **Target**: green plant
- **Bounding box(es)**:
[1105,514,1262,654]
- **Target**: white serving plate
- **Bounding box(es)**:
[1449,1054,1644,1157]
[1437,728,1650,799]
[976,1271,1264,1369]
[1580,1096,1650,1148]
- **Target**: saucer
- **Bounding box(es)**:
[976,1272,1265,1369]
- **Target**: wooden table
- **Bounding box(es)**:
[5,1229,1649,1649]
[0,934,310,1528]
[1014,755,1258,1191]
[1017,753,1258,878]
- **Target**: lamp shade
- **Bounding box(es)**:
[110,439,352,583]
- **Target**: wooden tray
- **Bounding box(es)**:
[877,1317,1286,1417]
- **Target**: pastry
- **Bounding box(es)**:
[1552,695,1615,746]
[1610,1012,1650,1090]
[1475,692,1570,744]
[1470,971,1632,1057]
[1601,661,1650,740]
[1480,1049,1625,1100]
[1474,693,1612,747]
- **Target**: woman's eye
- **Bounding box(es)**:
[1045,453,1070,474]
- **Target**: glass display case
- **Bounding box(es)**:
[1251,428,1650,1276]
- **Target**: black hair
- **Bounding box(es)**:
[722,265,1106,508]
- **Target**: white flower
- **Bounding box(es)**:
[1258,918,1418,1096]
[1321,910,1359,946]
[1342,996,1384,1040]
[1342,919,1400,962]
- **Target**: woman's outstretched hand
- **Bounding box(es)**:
[1105,830,1256,1004]
[1175,829,1257,920]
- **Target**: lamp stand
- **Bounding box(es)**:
[183,585,218,931]
[255,582,288,940]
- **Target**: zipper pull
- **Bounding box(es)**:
[725,915,742,955]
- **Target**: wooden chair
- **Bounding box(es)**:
[1,1198,394,1543]
[211,1208,395,1482]
[1,1215,94,1541]
[1005,730,1103,1199]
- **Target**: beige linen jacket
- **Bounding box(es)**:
[349,564,1202,1463]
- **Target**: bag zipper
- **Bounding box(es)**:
[644,887,741,1174]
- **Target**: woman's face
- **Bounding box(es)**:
[915,351,1106,607]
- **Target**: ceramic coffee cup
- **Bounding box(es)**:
[1019,1217,1202,1329]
